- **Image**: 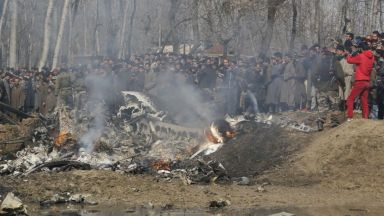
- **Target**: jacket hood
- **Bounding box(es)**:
[362,50,374,59]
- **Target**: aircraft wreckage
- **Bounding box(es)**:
[0,91,316,181]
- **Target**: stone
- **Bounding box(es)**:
[209,199,231,208]
[0,192,28,215]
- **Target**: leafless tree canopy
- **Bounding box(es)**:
[0,0,382,68]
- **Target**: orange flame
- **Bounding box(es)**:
[204,129,236,144]
[204,129,220,144]
[54,132,72,148]
[152,160,171,171]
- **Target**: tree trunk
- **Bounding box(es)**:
[190,0,200,53]
[9,0,17,68]
[369,0,377,32]
[260,0,285,55]
[52,0,70,70]
[67,4,73,65]
[380,0,383,32]
[169,0,180,54]
[38,0,54,71]
[127,0,137,57]
[83,2,88,55]
[340,0,348,35]
[118,0,129,59]
[94,0,101,55]
[314,0,322,45]
[0,0,9,68]
[290,0,297,50]
[0,0,9,42]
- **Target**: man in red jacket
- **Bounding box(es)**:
[346,42,375,120]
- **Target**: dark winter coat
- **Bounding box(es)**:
[198,65,216,90]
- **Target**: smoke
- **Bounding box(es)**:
[79,70,112,153]
[247,90,260,114]
[153,69,215,127]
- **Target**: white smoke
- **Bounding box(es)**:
[153,69,215,127]
[247,90,260,114]
[79,70,112,153]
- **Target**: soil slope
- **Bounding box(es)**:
[266,119,384,191]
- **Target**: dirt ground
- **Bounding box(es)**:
[1,170,384,216]
[2,117,384,215]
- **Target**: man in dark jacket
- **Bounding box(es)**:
[345,42,375,120]
[198,59,216,90]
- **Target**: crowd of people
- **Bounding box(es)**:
[1,30,383,122]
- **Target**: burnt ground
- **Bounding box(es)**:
[209,122,309,177]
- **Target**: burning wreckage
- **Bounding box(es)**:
[0,90,316,184]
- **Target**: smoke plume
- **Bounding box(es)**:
[153,69,215,127]
[79,71,112,153]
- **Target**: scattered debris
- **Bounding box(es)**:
[0,192,28,216]
[161,203,174,210]
[209,199,231,208]
[254,113,315,133]
[256,185,267,193]
[40,193,98,207]
[22,160,91,176]
[234,177,250,186]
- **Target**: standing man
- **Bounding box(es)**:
[345,42,375,120]
[335,45,354,109]
[265,52,284,113]
[344,32,354,53]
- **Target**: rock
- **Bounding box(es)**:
[157,170,172,178]
[256,185,267,192]
[161,203,173,210]
[0,192,28,215]
[209,199,231,208]
[236,177,250,185]
[144,202,154,209]
[0,164,9,174]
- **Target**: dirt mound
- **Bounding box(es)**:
[267,119,384,190]
[209,122,308,177]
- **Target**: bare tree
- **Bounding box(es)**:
[260,0,286,54]
[118,0,129,59]
[290,0,297,50]
[52,0,70,70]
[0,0,9,42]
[127,0,137,57]
[190,0,201,54]
[38,0,55,71]
[9,0,17,68]
[169,0,182,54]
[314,0,322,44]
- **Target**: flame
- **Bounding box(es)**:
[54,132,72,148]
[225,130,236,139]
[204,128,236,144]
[204,129,220,144]
[152,160,171,171]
